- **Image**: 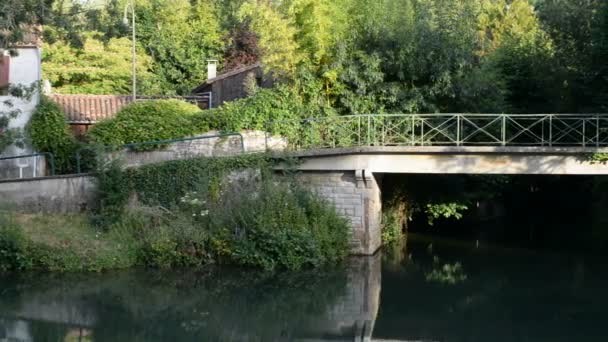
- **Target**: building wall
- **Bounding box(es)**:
[0,47,42,179]
[1,47,41,134]
[210,67,273,107]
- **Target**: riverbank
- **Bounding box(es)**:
[0,172,351,273]
[0,213,138,272]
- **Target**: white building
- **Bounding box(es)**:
[0,35,43,179]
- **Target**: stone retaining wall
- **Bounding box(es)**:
[296,170,382,255]
[0,174,95,213]
[114,131,285,168]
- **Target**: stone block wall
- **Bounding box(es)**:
[118,130,285,169]
[0,174,95,213]
[296,170,382,255]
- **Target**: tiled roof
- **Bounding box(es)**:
[50,94,133,123]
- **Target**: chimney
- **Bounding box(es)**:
[207,59,218,80]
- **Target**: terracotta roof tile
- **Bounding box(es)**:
[50,94,211,123]
[50,94,133,123]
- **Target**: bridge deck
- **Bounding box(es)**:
[280,146,608,175]
[287,146,608,157]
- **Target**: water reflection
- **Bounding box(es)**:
[2,238,608,342]
[376,237,608,342]
[0,255,381,342]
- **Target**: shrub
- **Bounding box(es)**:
[0,214,31,271]
[209,85,305,135]
[381,191,410,245]
[87,99,206,150]
[182,176,350,270]
[135,214,212,269]
[93,159,131,228]
[27,96,80,174]
[93,153,350,270]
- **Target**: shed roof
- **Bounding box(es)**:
[192,62,262,94]
[51,94,211,123]
[50,94,133,123]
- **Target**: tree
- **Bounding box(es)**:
[43,31,161,94]
[223,20,261,71]
[484,0,556,113]
[238,0,301,78]
[136,0,225,94]
[0,0,51,51]
[535,0,608,112]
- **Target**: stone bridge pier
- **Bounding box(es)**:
[297,170,382,255]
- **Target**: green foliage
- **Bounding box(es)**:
[93,154,349,271]
[27,96,79,174]
[22,0,608,114]
[43,30,162,95]
[381,191,410,245]
[94,158,131,228]
[0,0,47,51]
[136,0,225,94]
[0,83,38,154]
[589,153,608,164]
[535,0,608,112]
[239,0,301,78]
[0,213,31,272]
[123,154,270,207]
[87,99,204,149]
[425,203,469,226]
[211,84,311,134]
[207,178,350,270]
[0,211,139,272]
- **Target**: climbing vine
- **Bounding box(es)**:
[0,83,38,154]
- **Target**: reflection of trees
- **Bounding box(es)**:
[376,238,608,342]
[425,257,467,285]
[0,257,382,341]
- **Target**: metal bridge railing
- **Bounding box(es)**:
[75,133,245,173]
[265,114,608,150]
[0,153,56,178]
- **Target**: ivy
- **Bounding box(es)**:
[0,83,38,154]
[27,96,80,174]
[93,153,350,271]
[87,100,207,150]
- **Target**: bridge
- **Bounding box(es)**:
[265,114,608,255]
[2,114,608,255]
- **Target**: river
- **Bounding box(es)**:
[1,236,607,342]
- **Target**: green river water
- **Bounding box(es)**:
[1,236,607,342]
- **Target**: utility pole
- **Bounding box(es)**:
[123,0,136,101]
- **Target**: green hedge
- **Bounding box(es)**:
[27,97,80,174]
[209,85,307,134]
[87,99,206,150]
[86,86,325,151]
